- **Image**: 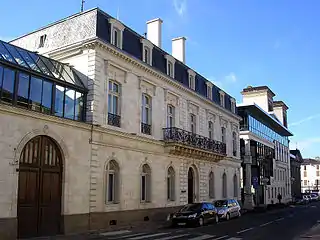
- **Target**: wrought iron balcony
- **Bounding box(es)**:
[162,127,226,161]
[108,113,121,127]
[141,123,152,135]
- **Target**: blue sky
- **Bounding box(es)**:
[1,0,319,158]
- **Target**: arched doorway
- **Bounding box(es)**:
[188,168,195,204]
[17,135,63,238]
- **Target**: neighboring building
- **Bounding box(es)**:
[238,86,293,209]
[1,8,241,239]
[301,158,320,193]
[290,149,303,199]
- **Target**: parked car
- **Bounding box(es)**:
[310,193,319,201]
[303,195,310,203]
[168,202,219,227]
[214,199,241,220]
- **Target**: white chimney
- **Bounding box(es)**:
[172,37,186,63]
[146,18,163,48]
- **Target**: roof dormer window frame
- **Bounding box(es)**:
[206,81,213,100]
[219,90,225,107]
[109,18,125,49]
[188,69,196,90]
[230,97,236,113]
[141,38,154,65]
[165,55,175,78]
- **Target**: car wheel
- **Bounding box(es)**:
[198,217,204,227]
[226,213,230,221]
[215,214,219,224]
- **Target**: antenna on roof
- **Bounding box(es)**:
[81,0,85,12]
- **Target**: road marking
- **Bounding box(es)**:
[109,232,149,239]
[213,235,229,240]
[227,238,243,240]
[128,232,168,239]
[188,234,215,240]
[275,217,285,221]
[260,221,274,227]
[100,230,131,236]
[157,233,190,240]
[237,227,254,234]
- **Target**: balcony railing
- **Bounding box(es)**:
[108,113,121,127]
[163,127,226,155]
[141,123,152,135]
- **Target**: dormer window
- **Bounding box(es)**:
[206,81,213,100]
[219,90,225,107]
[38,34,47,48]
[165,55,175,78]
[268,98,273,112]
[141,38,153,65]
[109,18,125,49]
[230,98,236,113]
[188,69,196,90]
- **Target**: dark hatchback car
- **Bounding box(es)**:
[169,202,219,227]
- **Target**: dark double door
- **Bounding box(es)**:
[17,136,63,239]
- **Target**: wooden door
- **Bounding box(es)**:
[17,136,63,239]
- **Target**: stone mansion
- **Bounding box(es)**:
[0,8,241,239]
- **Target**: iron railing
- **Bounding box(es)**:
[108,113,121,127]
[141,123,152,135]
[163,127,226,155]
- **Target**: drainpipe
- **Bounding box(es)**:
[88,123,94,232]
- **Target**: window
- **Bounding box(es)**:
[167,61,173,77]
[109,18,125,49]
[304,180,308,186]
[268,98,273,112]
[221,127,226,143]
[105,160,120,204]
[167,167,175,201]
[222,173,227,198]
[39,34,47,48]
[304,166,307,171]
[208,121,214,139]
[206,82,212,99]
[141,164,151,202]
[17,73,30,108]
[141,38,153,65]
[144,46,151,64]
[165,55,175,78]
[233,174,238,198]
[231,98,236,113]
[317,171,320,177]
[232,132,237,156]
[190,113,196,134]
[219,91,225,107]
[209,171,215,198]
[141,94,152,135]
[1,67,15,103]
[108,80,121,127]
[188,69,196,90]
[304,171,307,177]
[167,105,175,128]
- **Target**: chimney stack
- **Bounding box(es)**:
[172,37,186,63]
[146,18,163,48]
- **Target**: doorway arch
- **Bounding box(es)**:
[17,135,63,238]
[187,166,199,204]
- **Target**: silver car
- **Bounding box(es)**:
[214,199,241,220]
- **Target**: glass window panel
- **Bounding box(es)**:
[108,173,114,202]
[141,175,146,201]
[75,92,84,121]
[29,77,43,112]
[28,53,53,77]
[0,42,16,63]
[65,88,75,119]
[108,94,112,113]
[113,82,119,93]
[2,42,29,68]
[1,68,15,103]
[17,73,29,108]
[42,81,52,114]
[0,66,3,89]
[17,48,42,73]
[40,56,61,79]
[54,85,64,117]
[113,95,118,114]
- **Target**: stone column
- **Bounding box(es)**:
[243,139,254,209]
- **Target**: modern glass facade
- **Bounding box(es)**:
[0,40,87,121]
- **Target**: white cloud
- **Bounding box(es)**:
[289,114,320,127]
[224,72,237,83]
[173,0,187,17]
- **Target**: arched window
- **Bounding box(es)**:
[232,132,237,156]
[105,160,120,204]
[209,171,215,198]
[222,172,227,198]
[141,164,151,202]
[167,166,175,201]
[233,174,238,198]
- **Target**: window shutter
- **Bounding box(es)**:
[146,173,151,202]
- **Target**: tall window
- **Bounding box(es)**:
[144,46,151,65]
[231,100,236,113]
[167,105,175,128]
[206,84,212,99]
[167,61,174,77]
[304,171,307,177]
[209,171,215,198]
[189,75,195,90]
[222,173,227,198]
[105,160,120,204]
[208,121,214,139]
[113,28,120,47]
[141,164,151,202]
[221,127,226,143]
[141,94,152,135]
[167,167,175,201]
[190,114,196,134]
[233,174,238,198]
[219,91,225,107]
[108,80,121,127]
[232,132,237,156]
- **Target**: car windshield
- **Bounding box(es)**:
[214,200,228,207]
[179,203,202,212]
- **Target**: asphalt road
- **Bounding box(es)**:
[93,201,320,240]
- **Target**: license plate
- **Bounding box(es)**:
[178,223,186,226]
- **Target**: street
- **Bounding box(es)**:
[91,201,320,240]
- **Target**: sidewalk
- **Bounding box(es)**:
[295,222,320,239]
